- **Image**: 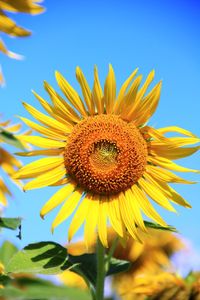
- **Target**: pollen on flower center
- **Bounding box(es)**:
[89,140,119,172]
[64,114,148,195]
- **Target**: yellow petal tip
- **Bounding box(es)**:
[40,212,45,220]
[51,225,55,234]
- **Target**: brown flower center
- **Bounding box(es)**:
[64,114,147,195]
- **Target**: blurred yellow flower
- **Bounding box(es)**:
[109,228,185,299]
[0,0,45,85]
[126,272,200,300]
[0,262,4,274]
[0,118,30,207]
[13,66,199,248]
[59,270,88,290]
[110,228,184,273]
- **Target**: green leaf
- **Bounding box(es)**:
[0,127,24,150]
[185,271,197,284]
[0,241,18,267]
[106,256,131,276]
[6,242,68,275]
[0,217,21,230]
[68,253,97,286]
[0,274,11,286]
[0,276,91,300]
[67,253,131,285]
[5,240,132,293]
[144,221,177,232]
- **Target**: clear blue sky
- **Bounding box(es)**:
[1,0,200,263]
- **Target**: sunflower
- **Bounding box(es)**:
[0,0,45,85]
[0,118,29,207]
[14,65,200,248]
[127,271,200,300]
[108,228,184,273]
[108,227,184,299]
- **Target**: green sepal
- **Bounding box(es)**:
[0,127,24,149]
[0,217,21,230]
[144,220,177,232]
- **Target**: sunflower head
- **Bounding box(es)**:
[110,227,185,299]
[126,272,200,300]
[64,114,148,195]
[14,65,199,248]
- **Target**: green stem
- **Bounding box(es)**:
[96,238,106,300]
[105,237,119,273]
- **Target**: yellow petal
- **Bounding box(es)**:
[15,149,63,157]
[6,123,22,133]
[148,156,199,173]
[114,68,138,114]
[32,90,55,116]
[118,192,141,242]
[157,126,197,138]
[40,183,76,218]
[144,126,170,142]
[92,66,104,114]
[0,148,21,168]
[15,135,66,149]
[0,39,22,60]
[24,166,66,191]
[136,70,155,102]
[33,89,76,128]
[108,195,124,238]
[23,102,71,134]
[131,185,167,226]
[52,188,83,231]
[138,177,176,212]
[0,189,7,206]
[49,177,69,186]
[150,145,200,160]
[166,185,191,208]
[55,71,87,117]
[134,81,162,125]
[120,75,143,120]
[1,163,16,175]
[0,10,31,37]
[13,157,64,179]
[76,67,95,115]
[19,117,66,139]
[68,196,89,242]
[97,197,108,247]
[151,137,200,148]
[104,64,116,114]
[84,195,100,249]
[124,189,146,232]
[144,172,191,208]
[44,81,80,123]
[0,119,10,127]
[0,0,45,14]
[146,165,196,184]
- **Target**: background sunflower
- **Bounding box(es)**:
[0,0,45,85]
[0,118,30,207]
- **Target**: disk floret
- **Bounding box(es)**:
[64,114,147,195]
